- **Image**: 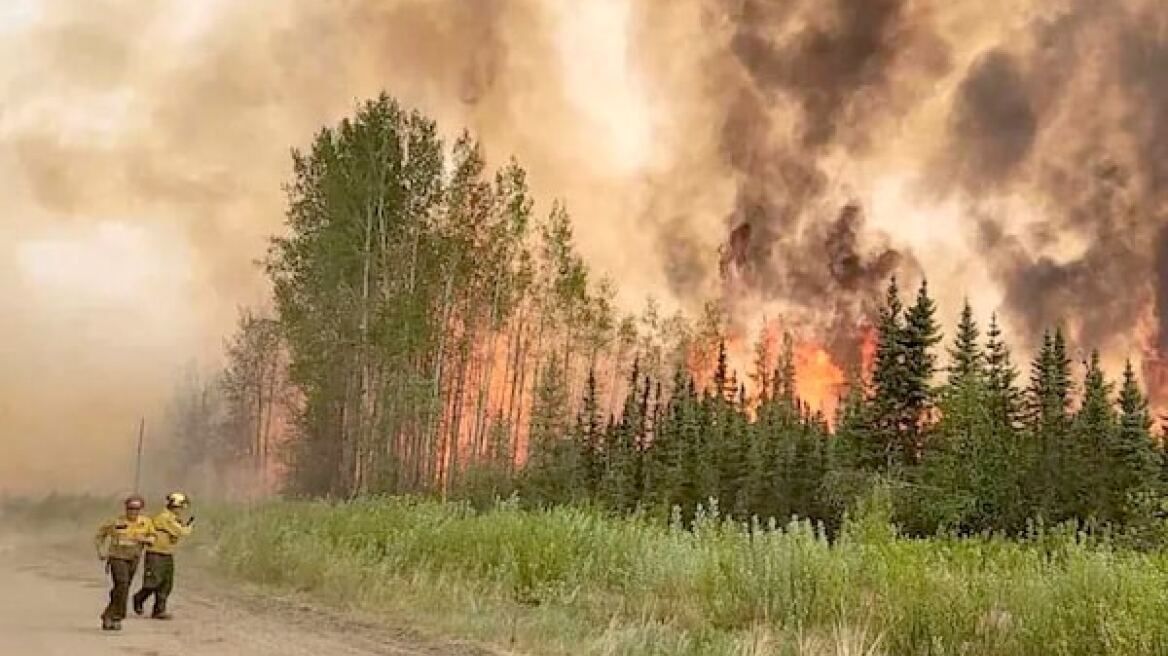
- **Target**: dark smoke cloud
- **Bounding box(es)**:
[686,0,942,361]
[728,0,913,149]
[947,51,1037,187]
[630,0,1167,394]
[944,0,1168,356]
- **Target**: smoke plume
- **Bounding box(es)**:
[6,0,1168,493]
[627,0,1168,382]
[0,0,653,493]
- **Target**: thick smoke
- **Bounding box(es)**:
[0,0,636,493]
[940,0,1168,359]
[628,0,1168,392]
[947,51,1038,188]
[8,0,1168,493]
[635,0,944,362]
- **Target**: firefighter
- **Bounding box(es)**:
[94,495,156,631]
[132,491,193,619]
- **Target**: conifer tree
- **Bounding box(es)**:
[869,276,906,469]
[947,299,983,389]
[1059,350,1110,520]
[984,313,1022,428]
[522,356,575,504]
[601,361,643,511]
[1113,360,1160,521]
[900,280,942,463]
[576,368,604,497]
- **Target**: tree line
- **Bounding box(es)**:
[167,93,1168,537]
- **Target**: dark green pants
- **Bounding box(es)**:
[102,557,138,621]
[132,552,175,616]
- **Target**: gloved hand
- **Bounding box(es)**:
[185,516,196,527]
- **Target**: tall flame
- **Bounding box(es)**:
[793,344,847,419]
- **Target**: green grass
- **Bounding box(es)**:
[8,494,1168,655]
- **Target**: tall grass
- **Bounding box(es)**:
[204,496,1168,655]
[8,493,1168,654]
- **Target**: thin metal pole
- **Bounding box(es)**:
[134,418,145,494]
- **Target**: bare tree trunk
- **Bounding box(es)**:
[473,277,503,456]
[446,334,471,498]
[608,342,624,419]
[505,306,527,431]
[426,273,456,490]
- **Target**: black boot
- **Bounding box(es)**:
[132,592,145,616]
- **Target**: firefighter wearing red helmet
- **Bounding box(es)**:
[94,494,156,631]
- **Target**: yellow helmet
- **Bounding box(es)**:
[165,492,190,509]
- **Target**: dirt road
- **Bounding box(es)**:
[0,535,492,656]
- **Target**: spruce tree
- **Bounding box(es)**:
[647,365,688,513]
[869,276,906,469]
[713,339,731,402]
[1026,330,1054,429]
[1027,329,1071,433]
[522,356,574,504]
[577,368,604,497]
[1024,328,1073,521]
[1051,329,1073,414]
[947,299,984,389]
[602,360,643,510]
[676,376,711,520]
[984,313,1022,428]
[1113,360,1160,522]
[1072,351,1114,520]
[899,280,942,464]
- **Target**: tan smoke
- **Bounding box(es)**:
[627,0,1168,402]
[4,0,1168,494]
[0,0,666,493]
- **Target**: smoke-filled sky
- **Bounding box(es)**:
[3,0,1166,492]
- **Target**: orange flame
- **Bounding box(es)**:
[1142,352,1168,432]
[794,343,847,419]
[1134,305,1168,432]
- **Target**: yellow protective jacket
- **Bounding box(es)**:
[147,509,193,555]
[95,514,156,561]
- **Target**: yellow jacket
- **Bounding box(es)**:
[147,509,193,555]
[95,514,155,561]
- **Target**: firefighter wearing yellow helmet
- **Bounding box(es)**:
[132,492,193,620]
[94,495,156,631]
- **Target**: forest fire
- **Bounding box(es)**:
[1142,351,1168,432]
[1136,309,1168,432]
[793,344,846,419]
[702,318,874,424]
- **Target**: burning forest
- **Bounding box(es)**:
[3,0,1168,500]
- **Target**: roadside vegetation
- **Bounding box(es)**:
[8,492,1168,656]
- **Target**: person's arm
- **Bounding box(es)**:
[157,513,192,540]
[177,514,193,537]
[94,520,112,559]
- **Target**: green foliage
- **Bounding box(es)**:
[210,90,1168,560]
[199,497,1168,656]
